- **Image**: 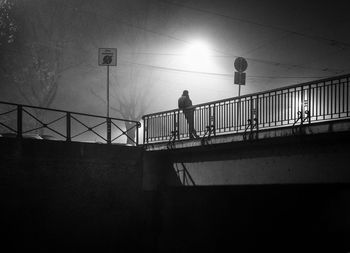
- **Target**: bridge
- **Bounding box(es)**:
[141,73,350,189]
[143,73,350,150]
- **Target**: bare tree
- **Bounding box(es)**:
[0,0,90,134]
[0,0,16,46]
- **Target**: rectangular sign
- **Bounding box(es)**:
[234,71,246,85]
[98,48,117,66]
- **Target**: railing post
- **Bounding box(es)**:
[255,96,259,132]
[136,122,139,146]
[107,118,111,144]
[176,111,180,140]
[300,87,304,126]
[143,117,147,144]
[208,105,216,136]
[212,104,216,136]
[66,112,71,141]
[308,84,311,124]
[250,98,254,134]
[17,105,22,139]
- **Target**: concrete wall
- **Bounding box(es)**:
[0,138,154,252]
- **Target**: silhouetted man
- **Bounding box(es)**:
[178,90,198,139]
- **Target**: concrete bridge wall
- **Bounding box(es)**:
[0,138,154,252]
[143,130,350,188]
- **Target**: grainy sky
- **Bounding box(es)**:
[2,0,350,115]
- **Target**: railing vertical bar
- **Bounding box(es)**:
[278,92,280,124]
[256,96,259,131]
[344,79,347,114]
[267,92,272,127]
[273,92,275,125]
[66,112,71,141]
[176,113,179,139]
[107,118,111,144]
[143,117,146,144]
[316,85,319,120]
[348,77,350,116]
[308,84,311,124]
[136,122,139,146]
[161,114,164,139]
[331,81,334,118]
[151,117,153,142]
[262,95,265,127]
[225,102,228,131]
[287,89,290,124]
[326,83,329,116]
[17,105,22,138]
[338,79,341,117]
[323,83,325,119]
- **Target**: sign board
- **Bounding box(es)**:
[98,48,117,66]
[234,57,248,72]
[234,71,246,85]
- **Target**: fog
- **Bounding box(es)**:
[1,0,350,121]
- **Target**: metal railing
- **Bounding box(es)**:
[0,101,140,145]
[143,74,350,144]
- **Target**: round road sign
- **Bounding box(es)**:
[234,57,248,72]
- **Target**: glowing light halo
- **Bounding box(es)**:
[184,40,211,71]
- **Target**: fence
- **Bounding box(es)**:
[0,102,140,145]
[143,74,350,144]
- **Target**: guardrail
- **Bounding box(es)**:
[142,74,350,144]
[0,101,140,146]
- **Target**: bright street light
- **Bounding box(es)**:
[184,40,211,71]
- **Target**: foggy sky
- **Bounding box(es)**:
[1,0,350,117]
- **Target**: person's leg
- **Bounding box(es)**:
[184,112,191,138]
[188,111,195,138]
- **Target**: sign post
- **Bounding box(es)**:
[234,57,248,131]
[99,48,117,143]
[234,57,248,97]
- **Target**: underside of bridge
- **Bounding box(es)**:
[143,119,350,188]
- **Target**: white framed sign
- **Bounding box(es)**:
[98,48,117,66]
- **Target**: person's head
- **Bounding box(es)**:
[182,90,189,96]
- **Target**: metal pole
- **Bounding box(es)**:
[106,65,111,144]
[237,84,241,131]
[107,65,110,118]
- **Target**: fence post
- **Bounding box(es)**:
[300,87,304,126]
[143,117,147,144]
[176,111,180,140]
[66,112,71,141]
[17,105,22,139]
[308,84,311,124]
[210,104,216,136]
[136,122,140,146]
[255,96,259,132]
[107,118,111,144]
